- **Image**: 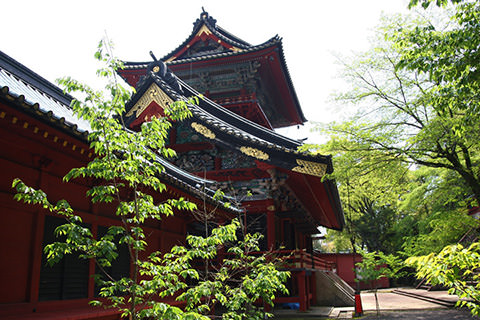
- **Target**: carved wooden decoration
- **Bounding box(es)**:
[240,146,269,160]
[191,122,216,139]
[292,159,327,178]
[125,83,173,118]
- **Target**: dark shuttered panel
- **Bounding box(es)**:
[95,226,130,296]
[38,215,89,301]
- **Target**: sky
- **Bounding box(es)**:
[1,0,409,143]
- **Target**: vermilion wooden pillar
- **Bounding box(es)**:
[88,223,98,299]
[297,270,307,311]
[29,166,48,308]
[266,205,275,249]
[310,271,317,306]
[305,272,310,309]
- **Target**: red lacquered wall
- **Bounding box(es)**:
[317,253,390,290]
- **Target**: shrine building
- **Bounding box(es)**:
[0,10,350,320]
[118,10,347,311]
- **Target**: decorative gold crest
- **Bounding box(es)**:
[191,122,215,139]
[240,146,269,160]
[125,83,173,118]
[292,159,327,178]
[196,24,213,37]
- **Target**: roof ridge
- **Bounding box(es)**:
[156,10,274,63]
[195,9,251,48]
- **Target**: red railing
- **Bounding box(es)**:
[196,249,336,272]
[274,249,336,271]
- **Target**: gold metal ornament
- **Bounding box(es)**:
[191,122,215,139]
[196,24,213,37]
[292,159,327,178]
[240,146,269,160]
[125,83,174,118]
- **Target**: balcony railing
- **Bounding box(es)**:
[274,249,336,271]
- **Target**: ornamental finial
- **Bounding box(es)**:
[194,8,216,29]
[149,51,157,62]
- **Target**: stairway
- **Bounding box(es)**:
[458,227,480,246]
[315,270,355,307]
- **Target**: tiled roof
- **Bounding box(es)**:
[0,50,240,214]
[0,50,90,135]
[125,61,333,174]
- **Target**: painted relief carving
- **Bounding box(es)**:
[197,72,212,92]
[239,146,269,160]
[182,39,227,60]
[174,150,216,172]
[175,61,258,93]
[292,159,327,178]
[176,122,206,144]
[191,122,215,139]
[235,61,261,85]
[219,148,254,169]
[271,184,299,212]
[125,83,173,118]
[218,179,271,201]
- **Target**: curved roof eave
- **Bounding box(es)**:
[274,40,307,124]
[124,64,333,173]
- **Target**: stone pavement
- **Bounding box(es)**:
[360,288,455,311]
[330,288,475,319]
[274,288,477,319]
[361,309,476,319]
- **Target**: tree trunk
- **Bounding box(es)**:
[443,147,480,206]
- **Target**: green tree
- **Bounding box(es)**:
[303,136,409,254]
[324,4,480,204]
[403,3,480,317]
[408,0,462,8]
[12,39,288,320]
[394,0,480,204]
[313,2,480,255]
[353,199,397,254]
[355,250,405,316]
[400,167,478,256]
[406,242,480,317]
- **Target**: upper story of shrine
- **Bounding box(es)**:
[116,10,345,232]
[118,10,306,129]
